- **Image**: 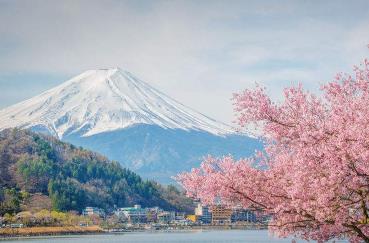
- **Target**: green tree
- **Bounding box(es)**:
[0,188,22,215]
[48,178,86,212]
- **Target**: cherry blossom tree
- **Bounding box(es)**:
[177,59,369,242]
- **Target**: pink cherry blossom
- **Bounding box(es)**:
[177,59,369,243]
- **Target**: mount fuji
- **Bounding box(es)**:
[0,68,262,183]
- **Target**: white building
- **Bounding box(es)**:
[82,207,105,218]
[195,203,212,224]
[115,205,148,223]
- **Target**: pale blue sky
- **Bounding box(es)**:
[1,0,369,123]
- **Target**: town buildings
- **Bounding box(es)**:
[195,203,257,225]
[113,205,180,224]
[81,203,257,226]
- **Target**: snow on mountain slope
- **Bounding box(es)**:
[0,68,235,138]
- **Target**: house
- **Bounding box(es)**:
[175,212,186,220]
[231,208,256,223]
[82,207,106,218]
[157,211,175,224]
[186,214,199,223]
[115,204,147,224]
[146,207,161,223]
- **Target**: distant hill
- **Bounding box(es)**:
[65,124,262,184]
[0,128,193,215]
[0,68,262,183]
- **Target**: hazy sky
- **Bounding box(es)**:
[1,0,369,123]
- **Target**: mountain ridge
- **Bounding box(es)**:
[0,128,194,214]
[64,124,262,184]
[0,68,261,183]
[0,68,235,138]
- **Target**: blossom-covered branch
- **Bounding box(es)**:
[177,59,369,243]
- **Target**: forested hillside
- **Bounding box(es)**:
[0,129,193,215]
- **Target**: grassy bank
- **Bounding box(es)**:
[0,225,102,237]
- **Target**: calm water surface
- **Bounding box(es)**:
[0,230,347,243]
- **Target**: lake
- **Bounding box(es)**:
[0,230,348,243]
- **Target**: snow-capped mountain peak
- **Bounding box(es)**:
[0,68,235,138]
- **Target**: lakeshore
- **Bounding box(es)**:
[0,229,294,243]
[0,229,350,243]
[0,226,102,238]
[0,224,267,239]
